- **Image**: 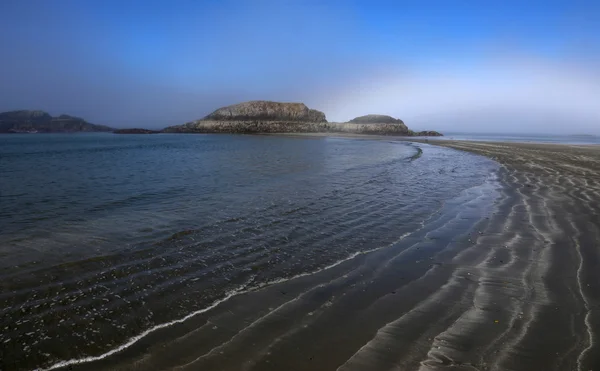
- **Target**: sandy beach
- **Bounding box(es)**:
[406,140,600,370]
[55,138,600,371]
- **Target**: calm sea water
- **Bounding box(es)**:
[0,133,498,370]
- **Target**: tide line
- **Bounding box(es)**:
[37,230,418,371]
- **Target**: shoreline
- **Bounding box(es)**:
[66,138,600,371]
[11,137,600,371]
[408,139,600,370]
[264,131,600,147]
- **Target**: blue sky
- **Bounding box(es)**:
[1,0,599,133]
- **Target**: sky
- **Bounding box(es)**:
[1,0,599,133]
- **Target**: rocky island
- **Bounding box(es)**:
[347,114,442,136]
[1,103,442,136]
[162,101,442,136]
[163,101,330,134]
[0,110,113,133]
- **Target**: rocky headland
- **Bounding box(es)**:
[162,101,442,136]
[0,110,113,133]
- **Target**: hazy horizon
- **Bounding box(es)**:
[1,0,599,134]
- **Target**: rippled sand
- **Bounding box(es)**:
[14,139,600,371]
[405,140,600,371]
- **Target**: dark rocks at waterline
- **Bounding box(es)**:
[0,110,113,133]
[113,128,161,134]
[163,120,333,134]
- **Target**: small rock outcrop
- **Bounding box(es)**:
[344,114,410,135]
[349,114,405,125]
[412,130,443,137]
[203,101,327,123]
[0,110,113,133]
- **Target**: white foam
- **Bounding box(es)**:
[37,228,419,371]
[36,277,257,371]
[36,151,502,371]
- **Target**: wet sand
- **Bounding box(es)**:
[65,139,600,371]
[405,140,600,371]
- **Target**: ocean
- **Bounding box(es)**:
[0,133,499,370]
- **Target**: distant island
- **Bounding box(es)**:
[162,101,442,136]
[0,110,113,133]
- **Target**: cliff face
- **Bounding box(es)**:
[0,110,113,133]
[203,101,327,123]
[164,101,329,133]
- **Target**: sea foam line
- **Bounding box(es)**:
[37,229,418,371]
[37,158,499,371]
[36,276,257,371]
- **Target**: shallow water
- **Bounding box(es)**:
[429,132,600,145]
[0,133,498,370]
